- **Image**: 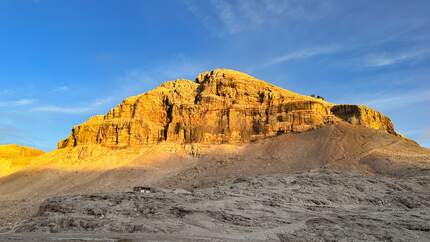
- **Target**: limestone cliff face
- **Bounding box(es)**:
[58,69,396,149]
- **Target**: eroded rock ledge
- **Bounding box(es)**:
[58,69,396,149]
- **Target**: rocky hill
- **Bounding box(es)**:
[1,69,429,241]
[58,69,395,149]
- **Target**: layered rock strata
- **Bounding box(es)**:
[58,69,396,149]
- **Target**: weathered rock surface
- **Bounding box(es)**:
[331,105,395,134]
[13,169,430,241]
[58,69,396,149]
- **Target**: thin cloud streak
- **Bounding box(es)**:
[117,56,206,96]
[187,0,333,34]
[31,106,92,114]
[33,57,205,115]
[364,49,430,67]
[52,86,70,92]
[0,99,36,107]
[339,89,430,110]
[211,0,240,33]
[266,46,339,66]
[31,98,114,114]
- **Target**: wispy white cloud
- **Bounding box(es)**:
[91,98,113,107]
[0,99,36,107]
[187,0,333,34]
[338,89,430,110]
[364,49,430,67]
[365,90,430,109]
[13,99,35,106]
[116,55,207,97]
[32,55,206,115]
[267,46,339,66]
[52,86,70,92]
[31,106,92,114]
[31,98,113,114]
[211,0,241,33]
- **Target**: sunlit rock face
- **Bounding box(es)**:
[58,69,396,149]
[331,105,396,135]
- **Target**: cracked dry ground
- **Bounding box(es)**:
[1,169,428,242]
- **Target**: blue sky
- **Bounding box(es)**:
[1,0,429,150]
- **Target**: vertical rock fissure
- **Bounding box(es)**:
[115,125,119,145]
[72,128,78,147]
[163,98,174,141]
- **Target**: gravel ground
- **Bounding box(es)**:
[1,169,429,242]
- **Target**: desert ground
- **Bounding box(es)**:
[0,169,429,241]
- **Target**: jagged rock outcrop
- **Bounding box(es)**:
[58,69,396,149]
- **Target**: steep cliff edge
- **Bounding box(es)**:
[58,69,396,149]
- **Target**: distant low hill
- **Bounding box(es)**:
[0,144,44,177]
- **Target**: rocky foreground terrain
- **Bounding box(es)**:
[0,169,428,241]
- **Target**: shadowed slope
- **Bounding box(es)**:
[159,122,430,188]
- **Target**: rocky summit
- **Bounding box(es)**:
[58,69,395,149]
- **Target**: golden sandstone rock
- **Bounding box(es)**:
[58,69,396,149]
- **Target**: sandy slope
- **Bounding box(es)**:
[160,122,430,188]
